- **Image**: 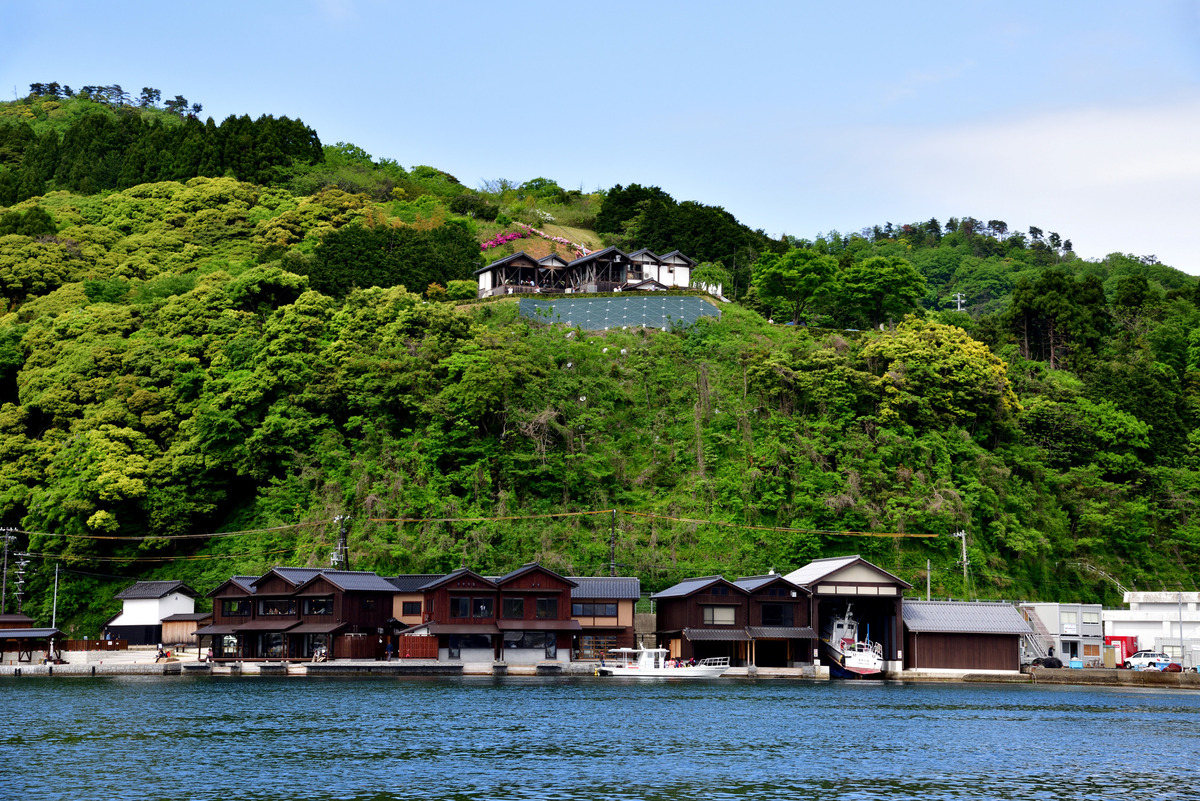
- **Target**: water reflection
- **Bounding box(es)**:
[3,676,1199,800]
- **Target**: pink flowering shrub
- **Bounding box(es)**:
[481,230,529,250]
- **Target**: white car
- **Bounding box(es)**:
[1124,650,1171,670]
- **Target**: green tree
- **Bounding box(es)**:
[839,255,926,328]
[751,249,837,324]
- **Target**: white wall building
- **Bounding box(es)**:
[105,580,198,645]
[1019,602,1104,664]
[1103,592,1200,669]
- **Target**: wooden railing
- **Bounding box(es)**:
[64,639,127,651]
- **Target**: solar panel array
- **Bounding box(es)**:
[518,296,720,330]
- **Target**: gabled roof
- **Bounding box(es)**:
[115,580,197,600]
[570,577,641,600]
[161,612,212,622]
[295,570,399,594]
[474,250,541,275]
[495,562,577,588]
[733,575,810,595]
[783,555,912,589]
[566,245,628,268]
[255,567,323,589]
[651,575,746,600]
[538,254,570,268]
[623,279,671,291]
[658,250,696,266]
[389,574,445,593]
[627,248,662,262]
[902,601,1033,635]
[417,567,497,591]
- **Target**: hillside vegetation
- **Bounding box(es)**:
[1,85,1198,634]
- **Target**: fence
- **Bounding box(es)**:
[64,639,127,651]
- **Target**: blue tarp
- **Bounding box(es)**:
[518,296,720,330]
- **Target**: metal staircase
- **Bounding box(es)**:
[1020,605,1055,661]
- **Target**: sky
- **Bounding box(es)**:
[3,0,1200,274]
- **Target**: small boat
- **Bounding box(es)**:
[595,646,730,678]
[821,604,884,677]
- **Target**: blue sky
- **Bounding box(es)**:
[3,0,1199,274]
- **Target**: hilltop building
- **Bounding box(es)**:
[475,247,720,298]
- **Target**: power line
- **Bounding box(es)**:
[19,547,300,564]
[12,520,334,542]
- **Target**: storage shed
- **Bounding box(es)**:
[903,600,1032,671]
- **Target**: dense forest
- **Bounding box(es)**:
[1,86,1198,634]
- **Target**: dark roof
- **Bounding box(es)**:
[494,562,577,588]
[683,628,751,641]
[746,626,816,639]
[297,570,399,593]
[903,601,1033,635]
[0,628,62,639]
[259,567,323,588]
[417,568,496,591]
[496,619,582,631]
[658,250,697,266]
[538,254,570,267]
[733,575,808,595]
[115,581,197,600]
[566,245,627,268]
[627,248,662,261]
[0,613,34,626]
[474,250,540,275]
[651,576,745,600]
[570,577,640,600]
[389,574,445,592]
[160,613,212,622]
[623,279,671,291]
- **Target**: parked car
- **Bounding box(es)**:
[1124,650,1171,670]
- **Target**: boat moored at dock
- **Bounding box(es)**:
[596,646,729,678]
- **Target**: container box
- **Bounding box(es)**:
[1105,635,1138,664]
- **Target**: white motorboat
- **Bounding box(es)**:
[820,604,884,677]
[595,646,730,678]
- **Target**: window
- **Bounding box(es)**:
[222,599,251,616]
[703,606,737,625]
[1083,644,1100,657]
[362,598,376,612]
[447,633,492,659]
[578,635,617,659]
[473,597,495,618]
[760,603,794,627]
[402,601,421,616]
[536,598,558,619]
[710,586,729,596]
[766,587,790,597]
[505,631,556,658]
[450,597,470,618]
[502,597,524,619]
[258,599,296,616]
[571,603,617,617]
[1082,611,1100,624]
[1060,611,1077,624]
[259,632,285,658]
[303,597,333,615]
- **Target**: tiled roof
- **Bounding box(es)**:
[160,612,212,622]
[115,581,197,600]
[267,567,324,587]
[417,568,496,591]
[683,628,751,641]
[746,626,817,639]
[388,574,445,592]
[494,563,577,588]
[474,250,540,275]
[315,571,400,593]
[733,575,805,594]
[651,576,735,600]
[569,577,640,599]
[229,576,258,594]
[902,601,1033,635]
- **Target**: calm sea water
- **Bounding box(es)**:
[2,676,1198,801]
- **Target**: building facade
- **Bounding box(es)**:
[476,247,716,298]
[1019,602,1104,665]
[105,580,199,645]
[1102,592,1200,669]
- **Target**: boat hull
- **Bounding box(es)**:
[820,640,883,678]
[596,666,728,678]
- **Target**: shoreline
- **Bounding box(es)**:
[4,650,1200,689]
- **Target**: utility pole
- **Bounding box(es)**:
[1180,591,1186,669]
[953,531,969,592]
[331,516,350,571]
[952,293,967,312]
[13,551,28,614]
[0,528,14,615]
[610,509,617,577]
[926,559,931,601]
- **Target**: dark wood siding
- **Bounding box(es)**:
[905,632,1020,671]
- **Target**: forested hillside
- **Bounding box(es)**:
[1,86,1198,634]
